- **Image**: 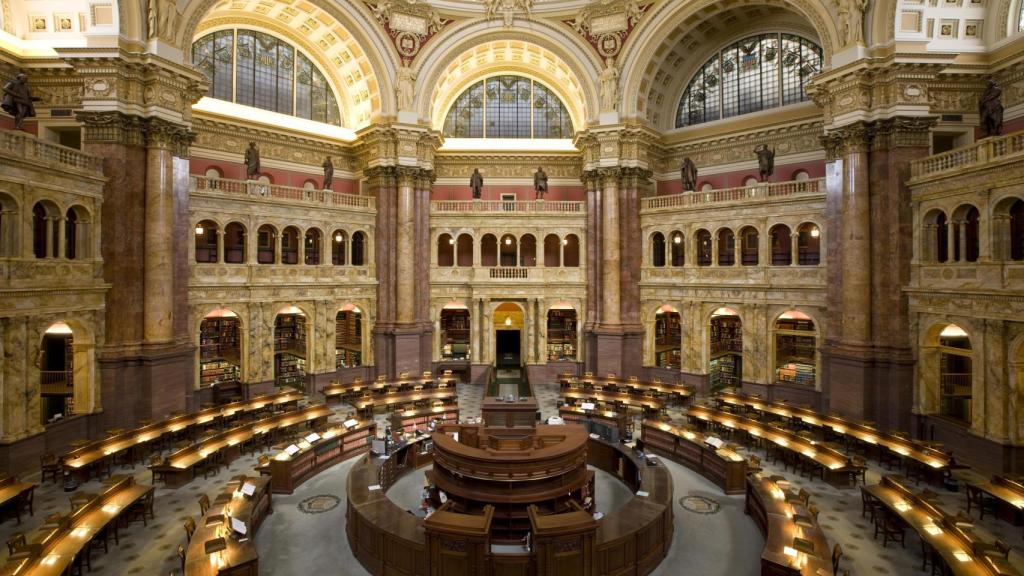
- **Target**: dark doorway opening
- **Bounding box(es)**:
[496,330,521,367]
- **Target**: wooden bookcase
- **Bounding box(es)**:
[335,311,362,369]
[546,310,577,361]
[440,309,470,360]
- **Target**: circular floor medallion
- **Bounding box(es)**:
[680,495,720,515]
[298,494,340,514]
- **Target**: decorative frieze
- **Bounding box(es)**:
[192,117,359,171]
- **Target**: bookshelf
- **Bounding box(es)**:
[276,353,306,388]
[335,311,363,369]
[275,314,306,356]
[390,405,459,432]
[709,355,740,390]
[710,315,742,356]
[199,360,240,387]
[546,310,577,361]
[774,317,816,387]
[440,309,470,360]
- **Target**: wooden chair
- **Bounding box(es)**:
[787,488,811,507]
[831,543,843,575]
[125,490,155,527]
[178,544,186,573]
[966,484,998,519]
[746,455,762,475]
[861,487,881,523]
[6,533,25,556]
[40,454,61,484]
[13,486,33,524]
[198,494,210,516]
[808,504,820,522]
[183,517,196,543]
[874,510,906,548]
[847,456,868,486]
[257,454,272,476]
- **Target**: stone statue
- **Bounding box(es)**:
[680,157,698,192]
[754,144,775,182]
[322,156,334,190]
[397,66,416,111]
[244,142,261,179]
[1,73,40,130]
[148,0,179,40]
[147,0,157,39]
[837,0,869,46]
[470,168,483,199]
[534,166,548,199]
[599,57,620,112]
[979,78,1004,138]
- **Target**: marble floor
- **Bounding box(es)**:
[2,384,1023,576]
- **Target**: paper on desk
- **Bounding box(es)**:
[368,485,381,491]
[636,490,649,497]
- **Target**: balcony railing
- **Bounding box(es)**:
[432,200,584,214]
[489,267,530,279]
[40,371,73,395]
[641,178,824,211]
[911,131,1024,179]
[0,130,103,173]
[191,176,375,210]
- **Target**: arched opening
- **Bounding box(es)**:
[709,307,742,391]
[257,224,277,264]
[274,306,308,389]
[546,304,577,362]
[440,303,470,361]
[281,226,300,265]
[744,176,760,187]
[931,211,949,263]
[494,302,524,367]
[792,170,810,181]
[456,234,474,267]
[695,229,712,266]
[351,231,366,266]
[951,205,980,263]
[443,75,573,139]
[40,322,74,425]
[655,305,681,369]
[937,324,972,424]
[740,226,758,266]
[304,228,322,265]
[194,219,219,263]
[336,306,363,368]
[223,222,246,264]
[0,192,17,257]
[652,232,666,267]
[717,228,735,266]
[32,201,59,259]
[1011,199,1024,261]
[563,234,580,267]
[200,308,242,404]
[303,180,317,190]
[65,206,90,260]
[204,167,223,182]
[544,234,561,267]
[774,311,817,387]
[770,224,792,265]
[481,234,498,267]
[797,222,821,265]
[670,231,684,267]
[437,233,455,267]
[499,234,518,266]
[332,230,348,265]
[520,234,537,267]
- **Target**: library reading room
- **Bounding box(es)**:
[2,0,1024,574]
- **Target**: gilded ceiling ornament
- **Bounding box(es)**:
[483,0,534,26]
[562,0,649,58]
[364,0,452,65]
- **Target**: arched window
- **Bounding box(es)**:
[304,228,322,265]
[923,209,948,263]
[225,222,246,264]
[194,220,218,263]
[520,234,537,267]
[481,234,498,267]
[717,228,735,266]
[792,170,810,181]
[192,29,341,126]
[651,232,666,267]
[351,231,366,266]
[499,234,518,266]
[443,75,574,138]
[257,224,276,264]
[438,233,455,267]
[676,33,822,127]
[770,224,792,265]
[1010,199,1024,261]
[544,234,561,267]
[563,234,580,267]
[65,206,89,260]
[935,212,949,263]
[456,234,474,267]
[695,229,712,266]
[281,226,299,264]
[951,205,979,263]
[32,201,59,259]
[740,226,758,266]
[331,230,347,265]
[670,231,684,267]
[797,222,820,265]
[0,193,17,257]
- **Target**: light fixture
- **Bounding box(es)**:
[334,232,343,243]
[673,235,682,244]
[810,227,820,238]
[449,238,455,245]
[562,238,568,245]
[505,316,512,326]
[505,237,512,245]
[195,224,204,235]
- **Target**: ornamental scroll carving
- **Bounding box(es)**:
[563,0,649,59]
[364,0,451,65]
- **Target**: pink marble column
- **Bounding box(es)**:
[396,168,416,324]
[144,140,174,344]
[599,168,621,325]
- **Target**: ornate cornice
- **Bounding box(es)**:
[191,116,359,170]
[821,116,938,159]
[146,117,196,157]
[75,111,147,146]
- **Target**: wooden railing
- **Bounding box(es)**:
[40,371,73,395]
[190,176,375,210]
[0,130,103,173]
[432,200,584,213]
[641,178,824,211]
[911,131,1024,179]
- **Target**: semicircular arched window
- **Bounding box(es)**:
[443,75,574,139]
[675,33,822,128]
[192,29,341,126]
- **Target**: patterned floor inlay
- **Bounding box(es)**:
[680,495,721,515]
[298,494,341,514]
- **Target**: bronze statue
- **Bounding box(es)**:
[2,73,40,131]
[680,157,698,192]
[322,156,334,189]
[754,144,775,182]
[244,142,260,179]
[470,168,483,199]
[534,166,548,200]
[979,78,1004,138]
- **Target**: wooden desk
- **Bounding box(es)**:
[559,374,692,403]
[0,476,152,576]
[558,406,627,436]
[269,421,374,493]
[973,475,1024,525]
[641,420,748,494]
[323,375,457,404]
[390,404,459,432]
[0,476,35,519]
[867,475,1019,576]
[746,474,834,575]
[481,396,538,429]
[184,476,272,576]
[562,389,665,413]
[349,389,457,413]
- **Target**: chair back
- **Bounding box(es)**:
[199,494,210,515]
[831,543,843,572]
[184,517,196,541]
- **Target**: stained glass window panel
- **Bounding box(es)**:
[443,75,572,139]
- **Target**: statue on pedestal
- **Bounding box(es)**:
[754,144,775,182]
[599,57,619,112]
[2,73,40,130]
[533,166,548,199]
[680,157,698,192]
[323,156,334,190]
[397,66,416,112]
[470,168,483,199]
[979,79,1004,138]
[244,142,261,179]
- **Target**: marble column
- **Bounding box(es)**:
[144,124,175,344]
[396,168,416,324]
[599,168,620,325]
[790,233,799,267]
[216,229,225,264]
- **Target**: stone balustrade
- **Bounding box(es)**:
[910,130,1024,180]
[641,178,824,212]
[0,130,104,174]
[430,266,584,284]
[431,200,585,213]
[190,176,376,211]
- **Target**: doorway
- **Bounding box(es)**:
[496,331,521,367]
[493,302,524,369]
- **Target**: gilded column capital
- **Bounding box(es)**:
[144,117,195,157]
[75,111,146,146]
[363,166,399,189]
[821,121,874,160]
[871,116,938,151]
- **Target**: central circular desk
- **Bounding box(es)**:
[345,424,673,576]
